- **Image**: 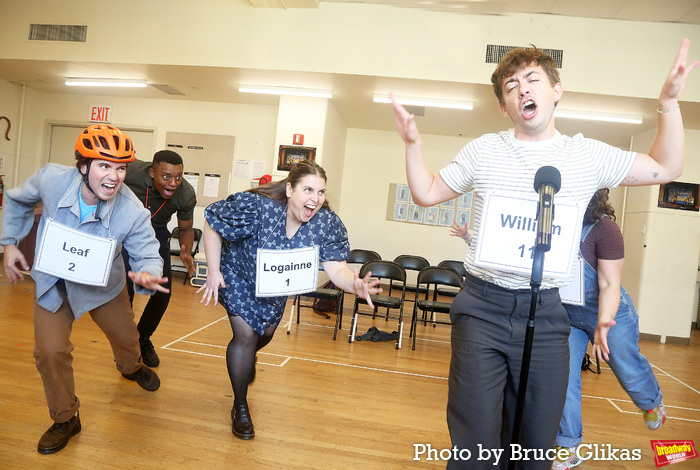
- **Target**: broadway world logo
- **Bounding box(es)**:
[651,440,698,467]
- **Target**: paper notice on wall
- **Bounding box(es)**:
[184,172,199,193]
[204,174,221,198]
[234,159,251,179]
[251,160,266,179]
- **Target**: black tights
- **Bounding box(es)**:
[227,315,278,407]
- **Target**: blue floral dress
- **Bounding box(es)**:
[205,191,350,335]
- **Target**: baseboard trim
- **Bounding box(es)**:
[665,335,691,346]
[639,333,691,345]
[639,333,662,343]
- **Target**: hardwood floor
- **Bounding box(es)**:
[1,273,698,469]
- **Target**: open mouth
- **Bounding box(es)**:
[522,99,537,117]
[303,203,317,218]
[162,188,175,198]
[102,182,117,194]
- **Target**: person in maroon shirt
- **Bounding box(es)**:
[552,189,665,469]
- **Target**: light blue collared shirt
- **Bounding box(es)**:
[0,163,163,318]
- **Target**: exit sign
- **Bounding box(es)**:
[89,105,112,123]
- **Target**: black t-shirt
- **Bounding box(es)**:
[124,159,197,229]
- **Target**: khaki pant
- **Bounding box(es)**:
[33,286,143,423]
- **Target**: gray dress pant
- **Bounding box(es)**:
[446,274,570,470]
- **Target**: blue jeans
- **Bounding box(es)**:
[556,261,663,448]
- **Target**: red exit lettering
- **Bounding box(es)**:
[89,105,111,122]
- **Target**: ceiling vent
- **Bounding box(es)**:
[485,44,563,68]
[150,84,187,96]
[29,24,87,42]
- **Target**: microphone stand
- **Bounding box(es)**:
[507,248,545,470]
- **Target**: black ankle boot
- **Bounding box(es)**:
[231,404,255,440]
[139,337,160,368]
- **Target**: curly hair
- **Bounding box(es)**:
[584,188,616,224]
[247,160,330,210]
[491,46,561,105]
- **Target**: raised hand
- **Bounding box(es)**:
[390,92,420,144]
[660,38,698,102]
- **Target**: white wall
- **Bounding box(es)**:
[623,128,700,340]
[0,84,280,249]
[2,0,700,101]
[338,128,470,265]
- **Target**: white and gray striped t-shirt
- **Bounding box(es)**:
[439,129,636,290]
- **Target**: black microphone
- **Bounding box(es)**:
[533,166,561,252]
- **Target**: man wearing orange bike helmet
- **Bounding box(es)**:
[1,124,168,454]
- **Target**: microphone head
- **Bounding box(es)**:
[534,166,561,193]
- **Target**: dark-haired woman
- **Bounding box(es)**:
[198,160,380,440]
[552,188,665,469]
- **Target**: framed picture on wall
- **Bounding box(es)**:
[409,204,423,223]
[277,145,316,171]
[396,184,410,202]
[657,181,699,211]
[439,208,454,226]
[456,209,471,227]
[424,206,439,225]
[393,203,408,221]
[458,192,473,209]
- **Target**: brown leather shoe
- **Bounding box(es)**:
[121,365,160,391]
[231,404,255,440]
[37,413,81,454]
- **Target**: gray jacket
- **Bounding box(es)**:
[0,163,162,318]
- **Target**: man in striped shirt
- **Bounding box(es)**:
[391,40,696,469]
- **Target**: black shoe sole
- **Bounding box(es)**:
[232,428,255,440]
[37,423,82,454]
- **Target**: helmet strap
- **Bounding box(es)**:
[80,159,104,218]
[81,159,97,196]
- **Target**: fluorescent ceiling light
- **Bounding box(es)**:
[65,78,147,88]
[554,108,643,124]
[373,93,473,110]
[239,85,332,99]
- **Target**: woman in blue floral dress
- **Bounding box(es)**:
[198,161,380,440]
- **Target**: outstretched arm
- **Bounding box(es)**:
[624,38,698,186]
[591,258,623,362]
[321,260,382,309]
[2,244,30,283]
[450,221,473,244]
[176,218,196,276]
[196,221,226,306]
[391,92,460,206]
[128,271,170,293]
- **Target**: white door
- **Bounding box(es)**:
[48,124,155,166]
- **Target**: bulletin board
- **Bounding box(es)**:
[165,132,235,207]
[385,183,474,228]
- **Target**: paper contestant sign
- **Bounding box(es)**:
[34,218,117,286]
[255,246,319,297]
[475,192,583,279]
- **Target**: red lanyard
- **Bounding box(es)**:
[145,187,168,219]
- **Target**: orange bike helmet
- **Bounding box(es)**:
[74,124,135,162]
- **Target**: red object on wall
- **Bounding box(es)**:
[293,134,304,145]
